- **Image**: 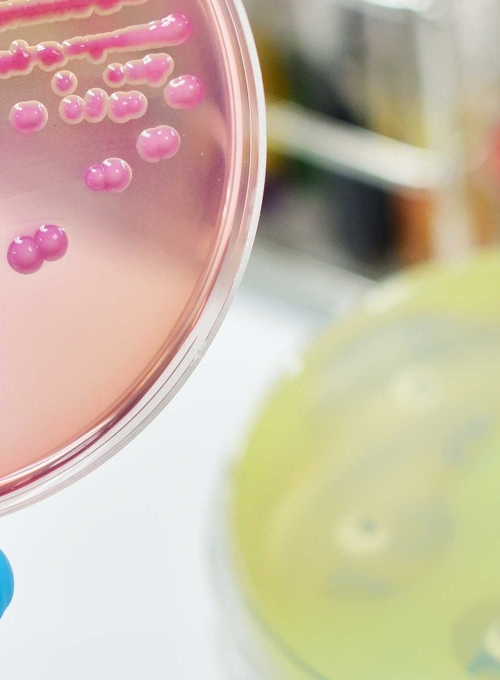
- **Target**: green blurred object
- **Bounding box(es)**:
[229,249,500,679]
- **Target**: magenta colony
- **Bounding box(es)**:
[3,4,204,274]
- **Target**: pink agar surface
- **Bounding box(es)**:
[59,94,85,123]
[34,224,68,261]
[85,158,132,192]
[51,70,77,96]
[0,1,242,505]
[108,90,147,123]
[9,100,47,133]
[7,236,43,274]
[84,87,108,122]
[0,14,191,78]
[136,125,180,163]
[104,53,173,88]
[164,75,203,109]
[0,0,147,33]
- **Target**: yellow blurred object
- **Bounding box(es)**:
[230,248,500,678]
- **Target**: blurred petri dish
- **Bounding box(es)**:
[0,0,265,512]
[224,249,500,679]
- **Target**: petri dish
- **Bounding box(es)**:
[223,249,500,679]
[0,0,265,513]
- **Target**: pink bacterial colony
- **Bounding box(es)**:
[164,75,203,110]
[59,94,85,123]
[85,158,132,193]
[136,125,180,163]
[9,100,47,132]
[104,53,173,88]
[51,69,77,95]
[108,90,147,122]
[7,225,68,274]
[84,87,108,122]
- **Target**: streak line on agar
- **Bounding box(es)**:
[0,13,191,78]
[0,0,147,34]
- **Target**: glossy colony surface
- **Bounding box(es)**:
[0,0,238,486]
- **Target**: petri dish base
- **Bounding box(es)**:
[0,0,265,514]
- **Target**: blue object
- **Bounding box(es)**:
[467,649,500,675]
[0,550,14,618]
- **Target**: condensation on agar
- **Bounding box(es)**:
[34,225,68,261]
[7,236,43,274]
[164,75,203,109]
[59,94,85,123]
[85,158,132,192]
[9,100,47,133]
[51,70,77,96]
[107,90,147,123]
[84,87,108,122]
[136,125,180,162]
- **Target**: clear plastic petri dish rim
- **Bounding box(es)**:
[0,0,265,515]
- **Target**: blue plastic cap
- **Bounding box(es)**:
[0,550,14,619]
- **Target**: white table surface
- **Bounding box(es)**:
[0,245,367,678]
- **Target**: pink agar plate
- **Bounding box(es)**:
[0,0,264,511]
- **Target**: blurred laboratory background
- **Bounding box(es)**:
[247,0,500,276]
[217,2,500,678]
[3,1,500,679]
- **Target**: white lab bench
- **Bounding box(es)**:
[0,243,368,678]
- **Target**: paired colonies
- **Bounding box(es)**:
[7,226,68,274]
